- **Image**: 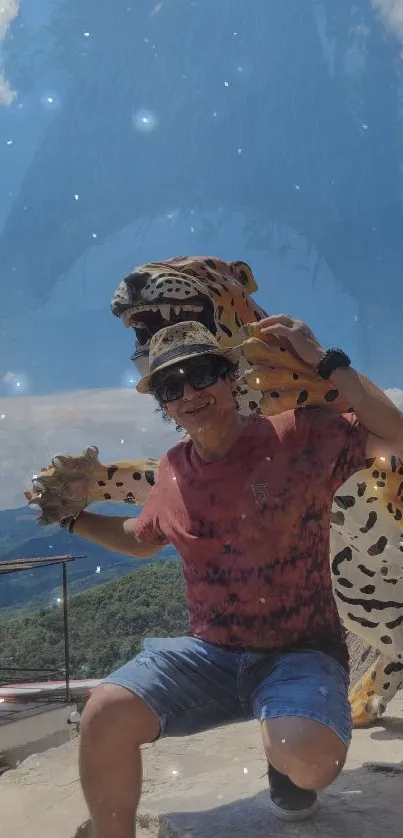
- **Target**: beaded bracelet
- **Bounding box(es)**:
[60,514,80,534]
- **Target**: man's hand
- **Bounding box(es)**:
[258,315,325,369]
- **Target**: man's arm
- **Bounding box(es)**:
[73,511,161,558]
[329,367,403,459]
[257,315,403,457]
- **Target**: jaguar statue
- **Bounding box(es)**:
[27,256,403,727]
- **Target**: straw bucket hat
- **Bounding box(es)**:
[136,321,240,394]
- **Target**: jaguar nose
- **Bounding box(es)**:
[110,270,152,317]
[110,279,130,317]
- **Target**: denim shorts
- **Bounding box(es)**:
[103,635,352,746]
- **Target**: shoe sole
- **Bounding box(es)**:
[269,797,319,822]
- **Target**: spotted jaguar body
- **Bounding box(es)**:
[29,256,403,726]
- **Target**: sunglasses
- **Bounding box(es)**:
[152,357,230,404]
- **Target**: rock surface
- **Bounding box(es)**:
[1,696,402,838]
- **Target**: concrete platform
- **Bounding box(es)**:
[1,696,402,838]
[0,703,73,770]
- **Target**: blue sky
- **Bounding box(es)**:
[1,0,403,508]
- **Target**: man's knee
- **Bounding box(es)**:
[80,683,161,749]
[289,744,347,790]
[262,716,348,790]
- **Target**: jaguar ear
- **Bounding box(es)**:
[231,261,258,293]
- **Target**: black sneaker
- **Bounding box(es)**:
[268,764,319,822]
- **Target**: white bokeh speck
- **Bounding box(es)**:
[133,109,158,133]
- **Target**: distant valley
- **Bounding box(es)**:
[0,504,177,612]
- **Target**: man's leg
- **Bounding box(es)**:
[79,685,159,838]
[79,636,243,838]
[252,649,351,821]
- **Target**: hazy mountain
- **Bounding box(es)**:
[0,504,177,611]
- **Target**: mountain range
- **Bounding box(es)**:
[0,504,176,611]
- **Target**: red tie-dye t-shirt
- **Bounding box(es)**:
[131,407,369,668]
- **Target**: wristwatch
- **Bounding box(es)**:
[315,348,351,380]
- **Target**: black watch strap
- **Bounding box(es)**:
[315,348,351,380]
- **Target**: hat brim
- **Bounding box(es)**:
[136,345,242,395]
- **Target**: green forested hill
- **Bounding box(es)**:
[0,559,188,680]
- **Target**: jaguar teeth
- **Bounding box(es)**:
[127,302,204,325]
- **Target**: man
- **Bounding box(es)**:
[71,316,403,838]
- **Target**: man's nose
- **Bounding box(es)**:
[181,381,198,400]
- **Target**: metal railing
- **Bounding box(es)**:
[0,554,85,704]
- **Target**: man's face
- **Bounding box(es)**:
[152,356,237,433]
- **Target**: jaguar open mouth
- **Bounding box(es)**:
[124,296,216,361]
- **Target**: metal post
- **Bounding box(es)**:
[62,562,71,703]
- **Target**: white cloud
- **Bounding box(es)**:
[385,387,403,410]
[372,0,403,37]
[1,384,402,511]
[0,1,19,106]
[0,387,178,510]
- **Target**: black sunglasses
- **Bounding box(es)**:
[152,357,230,404]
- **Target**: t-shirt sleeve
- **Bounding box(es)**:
[294,406,369,489]
[129,463,169,547]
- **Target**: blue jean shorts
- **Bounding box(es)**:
[103,636,352,746]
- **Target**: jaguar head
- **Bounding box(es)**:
[110,255,266,377]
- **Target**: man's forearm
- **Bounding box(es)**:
[73,511,159,558]
[256,315,403,452]
[330,365,403,451]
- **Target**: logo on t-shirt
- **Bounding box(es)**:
[252,482,269,505]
